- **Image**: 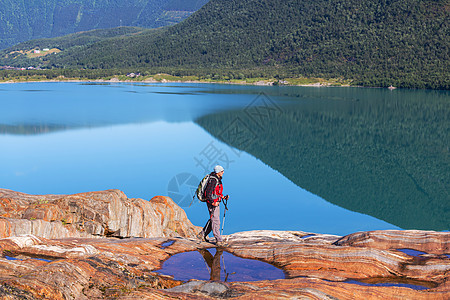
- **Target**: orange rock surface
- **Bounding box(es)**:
[0,189,200,239]
[0,189,448,299]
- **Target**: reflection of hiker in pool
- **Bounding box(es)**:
[198,248,223,281]
[198,165,229,246]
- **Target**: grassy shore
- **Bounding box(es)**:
[0,73,353,87]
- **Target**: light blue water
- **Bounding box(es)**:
[1,82,447,236]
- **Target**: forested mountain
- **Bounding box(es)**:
[1,0,448,89]
[0,0,209,49]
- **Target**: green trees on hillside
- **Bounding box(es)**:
[1,0,448,89]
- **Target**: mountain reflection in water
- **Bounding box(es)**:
[196,88,449,231]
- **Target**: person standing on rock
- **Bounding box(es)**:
[198,165,228,246]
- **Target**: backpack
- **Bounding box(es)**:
[195,174,212,202]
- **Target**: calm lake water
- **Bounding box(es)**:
[0,82,448,236]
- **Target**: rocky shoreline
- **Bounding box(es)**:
[0,189,448,299]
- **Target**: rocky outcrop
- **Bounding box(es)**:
[334,230,449,254]
[0,189,448,299]
[0,235,183,300]
[225,230,449,282]
[0,189,199,239]
[0,230,447,299]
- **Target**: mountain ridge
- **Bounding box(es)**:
[0,0,209,50]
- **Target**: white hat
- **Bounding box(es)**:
[214,165,224,173]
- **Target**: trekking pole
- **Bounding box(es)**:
[188,194,195,207]
[221,197,228,235]
[222,253,229,282]
[220,246,236,282]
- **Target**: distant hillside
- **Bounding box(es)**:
[1,0,448,89]
[0,0,209,49]
[1,27,153,65]
[4,27,148,53]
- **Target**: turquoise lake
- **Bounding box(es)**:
[0,82,448,236]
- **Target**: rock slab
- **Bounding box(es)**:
[0,230,447,299]
[0,189,448,299]
[0,189,200,239]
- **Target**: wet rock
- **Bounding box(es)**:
[0,189,200,239]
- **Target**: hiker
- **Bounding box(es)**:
[198,165,229,246]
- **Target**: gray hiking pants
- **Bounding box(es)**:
[202,202,222,242]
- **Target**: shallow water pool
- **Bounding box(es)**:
[156,248,285,282]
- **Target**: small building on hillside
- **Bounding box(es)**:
[127,73,141,78]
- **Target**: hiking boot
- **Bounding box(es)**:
[197,232,210,243]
